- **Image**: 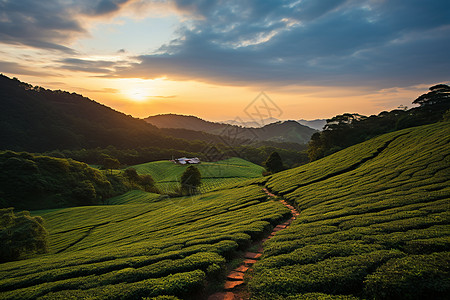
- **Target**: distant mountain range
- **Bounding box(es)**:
[0,75,315,154]
[296,119,327,130]
[220,118,326,130]
[145,114,317,144]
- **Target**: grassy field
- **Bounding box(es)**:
[1,122,448,300]
[0,185,289,299]
[130,157,265,193]
[246,121,450,299]
[106,190,163,205]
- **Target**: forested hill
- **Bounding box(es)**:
[0,75,202,152]
[145,114,317,144]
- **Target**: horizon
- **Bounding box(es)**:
[1,0,449,121]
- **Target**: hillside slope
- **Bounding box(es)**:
[0,75,219,152]
[0,122,448,300]
[130,157,265,193]
[145,114,317,144]
[0,151,130,210]
[245,121,450,299]
[0,186,290,299]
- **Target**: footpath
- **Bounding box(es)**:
[207,188,300,300]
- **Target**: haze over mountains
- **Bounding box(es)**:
[145,114,317,145]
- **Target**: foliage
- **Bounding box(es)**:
[0,208,48,262]
[0,151,130,210]
[364,252,450,300]
[106,190,162,205]
[307,85,450,161]
[123,168,159,193]
[102,156,120,174]
[247,121,450,299]
[180,166,202,194]
[131,157,264,194]
[0,75,308,168]
[265,151,284,174]
[413,84,450,106]
[43,144,309,170]
[0,185,290,299]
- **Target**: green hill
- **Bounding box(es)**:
[0,186,289,299]
[0,151,130,210]
[130,157,265,193]
[247,121,450,299]
[0,122,448,299]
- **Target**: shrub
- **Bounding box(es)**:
[364,252,450,300]
[0,208,48,262]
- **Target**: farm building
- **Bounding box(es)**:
[172,157,201,164]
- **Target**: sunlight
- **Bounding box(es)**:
[118,79,157,102]
[124,86,150,102]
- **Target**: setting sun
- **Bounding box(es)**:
[124,86,150,102]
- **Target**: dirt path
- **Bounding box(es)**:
[207,188,300,300]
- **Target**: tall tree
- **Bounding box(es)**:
[265,151,284,174]
[180,166,202,195]
[102,157,120,175]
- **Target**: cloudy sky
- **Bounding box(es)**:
[0,0,449,121]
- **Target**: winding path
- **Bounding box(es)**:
[207,188,300,300]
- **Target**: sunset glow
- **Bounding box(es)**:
[0,0,448,121]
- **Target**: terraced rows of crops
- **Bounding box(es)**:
[0,185,290,299]
[247,121,450,299]
[130,157,265,193]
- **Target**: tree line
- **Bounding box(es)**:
[307,84,450,161]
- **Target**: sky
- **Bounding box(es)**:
[0,0,449,122]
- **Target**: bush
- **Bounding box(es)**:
[0,207,48,262]
[364,252,450,300]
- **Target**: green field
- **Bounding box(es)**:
[130,157,265,193]
[0,186,289,299]
[247,121,450,299]
[1,122,449,300]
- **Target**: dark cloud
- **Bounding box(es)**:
[116,0,450,88]
[0,0,133,52]
[80,0,133,16]
[57,58,123,74]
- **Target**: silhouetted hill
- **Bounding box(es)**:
[0,75,199,152]
[145,114,317,144]
[297,119,327,130]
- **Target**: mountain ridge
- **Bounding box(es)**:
[145,113,317,144]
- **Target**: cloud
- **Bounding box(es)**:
[113,0,450,88]
[0,0,135,52]
[57,58,122,73]
[0,61,51,76]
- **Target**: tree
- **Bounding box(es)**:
[180,166,201,195]
[139,174,158,193]
[413,84,450,107]
[0,208,48,262]
[265,151,284,174]
[124,168,139,182]
[102,156,120,175]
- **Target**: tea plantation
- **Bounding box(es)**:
[129,157,265,193]
[247,121,450,299]
[1,121,448,300]
[0,186,289,299]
